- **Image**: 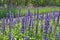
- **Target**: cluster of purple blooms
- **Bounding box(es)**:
[1,9,60,40]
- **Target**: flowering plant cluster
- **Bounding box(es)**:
[0,10,60,40]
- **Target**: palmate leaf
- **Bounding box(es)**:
[3,35,8,40]
[57,24,60,27]
[11,23,22,39]
[50,19,54,28]
[36,33,43,40]
[55,24,60,34]
[0,34,3,40]
[47,32,55,40]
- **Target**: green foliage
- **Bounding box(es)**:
[0,0,60,7]
[0,7,60,19]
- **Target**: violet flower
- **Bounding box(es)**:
[1,18,5,30]
[20,26,25,34]
[43,13,50,40]
[45,13,50,26]
[1,18,5,34]
[9,13,14,23]
[43,36,48,40]
[25,12,29,17]
[25,9,30,17]
[8,13,14,33]
[20,17,26,34]
[20,17,26,40]
[8,32,12,40]
[16,13,20,23]
[25,36,29,40]
[25,17,28,28]
[40,13,44,20]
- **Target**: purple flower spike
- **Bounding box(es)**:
[58,11,60,17]
[20,26,25,34]
[40,13,44,20]
[25,9,30,17]
[25,36,29,40]
[8,14,14,32]
[53,11,57,17]
[16,13,20,18]
[2,18,5,29]
[44,27,48,34]
[43,36,48,40]
[1,18,5,31]
[8,13,14,27]
[25,12,28,17]
[44,13,50,40]
[9,14,14,22]
[45,13,50,25]
[16,13,20,23]
[8,33,12,40]
[20,17,26,34]
[25,12,29,17]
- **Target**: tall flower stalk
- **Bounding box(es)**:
[16,12,20,23]
[43,13,49,40]
[20,17,26,40]
[8,13,14,40]
[1,18,5,35]
[8,32,12,40]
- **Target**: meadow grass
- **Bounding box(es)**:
[0,7,60,17]
[21,7,60,15]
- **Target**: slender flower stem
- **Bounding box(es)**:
[8,13,14,40]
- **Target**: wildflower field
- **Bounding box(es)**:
[0,8,60,40]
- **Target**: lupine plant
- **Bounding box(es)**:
[0,9,60,40]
